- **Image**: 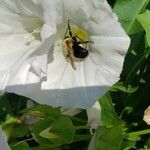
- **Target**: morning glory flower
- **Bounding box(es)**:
[0,0,130,108]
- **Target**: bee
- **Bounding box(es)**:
[62,20,92,70]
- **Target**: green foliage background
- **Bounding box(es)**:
[0,0,150,149]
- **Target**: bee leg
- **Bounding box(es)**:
[70,59,76,70]
[74,35,82,42]
[77,41,93,49]
[74,35,94,44]
[68,19,73,37]
[64,28,69,39]
[63,20,73,39]
[77,41,93,44]
[67,51,76,70]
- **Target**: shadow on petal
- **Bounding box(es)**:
[5,83,109,109]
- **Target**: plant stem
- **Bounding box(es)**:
[73,134,92,142]
[75,125,89,130]
[128,129,150,137]
[12,138,34,146]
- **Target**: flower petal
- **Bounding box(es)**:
[0,0,55,90]
[89,36,130,76]
[1,0,131,109]
[0,128,10,150]
[6,39,108,108]
[84,1,128,37]
[51,0,90,26]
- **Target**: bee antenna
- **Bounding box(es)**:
[68,19,73,37]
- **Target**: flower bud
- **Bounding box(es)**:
[143,106,150,125]
[86,101,101,134]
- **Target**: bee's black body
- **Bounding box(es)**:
[72,41,89,59]
[65,20,89,59]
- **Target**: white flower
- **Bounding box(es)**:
[143,106,150,125]
[0,127,10,150]
[87,101,101,134]
[0,0,130,108]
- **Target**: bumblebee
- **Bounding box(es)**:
[62,20,91,70]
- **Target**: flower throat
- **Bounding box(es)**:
[62,20,91,70]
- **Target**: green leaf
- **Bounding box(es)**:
[88,125,123,150]
[0,94,27,123]
[113,0,149,34]
[137,10,150,47]
[125,49,150,83]
[11,142,30,150]
[121,140,136,150]
[39,116,75,144]
[124,65,150,119]
[121,31,149,85]
[3,123,28,139]
[30,117,55,144]
[99,93,123,127]
[22,104,61,120]
[110,82,138,93]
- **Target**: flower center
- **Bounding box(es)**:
[70,25,89,41]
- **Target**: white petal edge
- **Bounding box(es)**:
[0,127,10,150]
[0,0,56,90]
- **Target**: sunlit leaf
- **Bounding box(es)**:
[137,10,150,47]
[22,104,61,120]
[30,117,55,144]
[88,125,123,150]
[40,116,75,144]
[114,0,149,34]
[110,82,138,93]
[121,140,136,150]
[99,93,124,127]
